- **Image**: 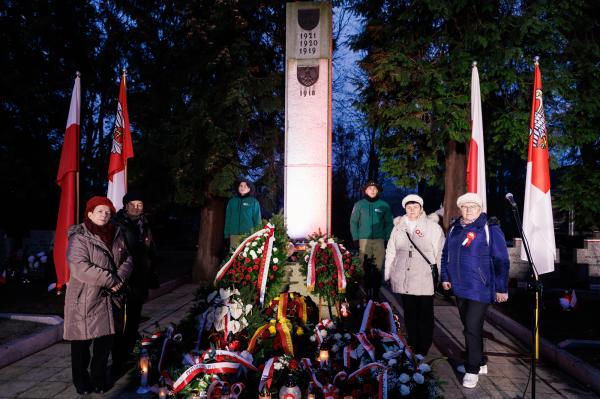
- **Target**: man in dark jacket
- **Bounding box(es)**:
[350,181,393,271]
[110,191,159,376]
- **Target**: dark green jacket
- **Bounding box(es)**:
[224,195,261,238]
[350,198,393,240]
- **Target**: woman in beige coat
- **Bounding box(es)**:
[384,194,445,355]
[64,196,132,394]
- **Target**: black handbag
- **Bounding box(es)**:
[405,232,439,287]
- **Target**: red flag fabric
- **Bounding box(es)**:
[521,60,555,275]
[466,63,487,211]
[53,75,80,289]
[107,72,134,210]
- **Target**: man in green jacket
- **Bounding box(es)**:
[350,181,393,272]
[224,180,262,249]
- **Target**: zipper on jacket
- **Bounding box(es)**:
[238,198,241,235]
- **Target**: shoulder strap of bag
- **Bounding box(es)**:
[405,231,433,265]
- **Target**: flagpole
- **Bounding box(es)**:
[75,71,81,224]
[533,56,541,365]
[122,67,128,192]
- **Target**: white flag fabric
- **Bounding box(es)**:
[521,61,555,275]
[466,63,487,211]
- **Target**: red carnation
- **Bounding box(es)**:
[344,264,349,270]
[247,267,253,273]
[272,265,278,272]
[350,266,355,273]
[318,282,324,289]
[254,258,260,264]
[289,359,299,370]
[245,258,251,264]
[270,274,275,280]
[245,274,251,281]
[253,265,259,271]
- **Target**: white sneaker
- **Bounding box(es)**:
[456,364,488,374]
[462,372,479,388]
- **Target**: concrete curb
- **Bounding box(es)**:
[0,277,190,370]
[486,306,600,396]
[0,314,63,369]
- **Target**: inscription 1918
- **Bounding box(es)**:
[298,32,318,56]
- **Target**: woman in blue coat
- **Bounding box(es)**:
[440,193,510,389]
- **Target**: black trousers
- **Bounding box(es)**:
[112,298,144,374]
[400,294,434,356]
[71,334,113,392]
[456,297,489,374]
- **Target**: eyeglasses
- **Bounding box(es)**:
[460,205,480,211]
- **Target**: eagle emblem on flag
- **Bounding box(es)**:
[111,102,125,155]
[531,89,548,149]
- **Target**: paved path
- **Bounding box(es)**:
[1,282,598,398]
[0,284,197,399]
[380,286,599,399]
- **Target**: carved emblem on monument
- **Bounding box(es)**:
[297,65,319,87]
[298,9,320,31]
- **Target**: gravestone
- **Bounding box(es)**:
[575,239,600,289]
[284,2,332,240]
[508,238,560,281]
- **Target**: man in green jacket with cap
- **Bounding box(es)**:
[350,181,393,272]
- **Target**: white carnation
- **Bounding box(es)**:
[273,258,279,264]
[252,241,258,247]
[309,335,316,342]
[304,255,309,262]
[320,330,328,338]
[344,333,351,340]
[334,333,342,340]
[273,247,278,252]
[400,384,411,396]
[327,238,335,244]
[413,373,425,384]
[257,248,263,254]
[320,243,327,249]
[27,255,35,263]
[418,363,431,373]
[399,373,410,383]
[415,354,425,362]
[274,362,282,370]
[388,359,397,366]
[331,344,339,353]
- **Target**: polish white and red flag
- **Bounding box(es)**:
[466,62,487,211]
[521,59,555,275]
[53,73,81,289]
[107,71,134,210]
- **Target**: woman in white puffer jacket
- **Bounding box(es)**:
[384,194,445,355]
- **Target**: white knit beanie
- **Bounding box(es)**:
[402,194,424,208]
[456,193,483,208]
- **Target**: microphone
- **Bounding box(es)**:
[505,193,517,208]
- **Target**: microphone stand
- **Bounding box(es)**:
[508,200,541,399]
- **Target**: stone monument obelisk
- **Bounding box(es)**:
[284,2,332,241]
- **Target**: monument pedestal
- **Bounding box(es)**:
[284,262,338,318]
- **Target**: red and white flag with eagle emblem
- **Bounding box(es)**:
[466,62,487,211]
[107,71,134,210]
[521,59,555,275]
